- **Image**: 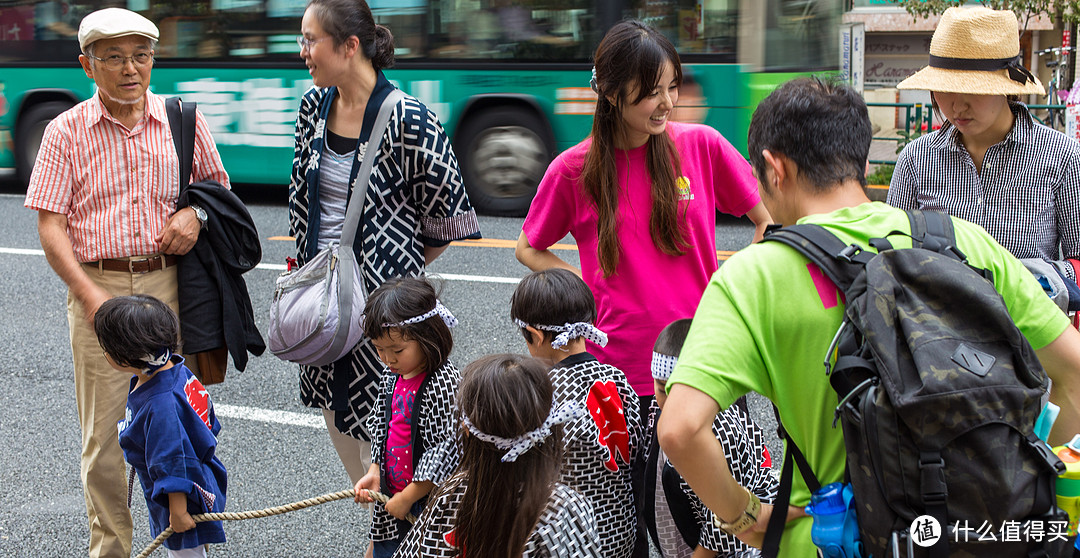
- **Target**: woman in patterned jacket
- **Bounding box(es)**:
[353,277,462,557]
[290,0,480,490]
[510,267,641,557]
[395,353,603,558]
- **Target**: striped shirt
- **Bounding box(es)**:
[888,103,1080,279]
[25,91,229,262]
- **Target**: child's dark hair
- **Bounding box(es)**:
[510,268,597,346]
[94,295,180,369]
[362,276,452,371]
[654,318,692,358]
[449,354,562,558]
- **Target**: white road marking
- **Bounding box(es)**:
[216,404,324,429]
[1,247,522,285]
[1,247,45,256]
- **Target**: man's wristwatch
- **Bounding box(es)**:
[190,204,208,229]
[714,486,761,536]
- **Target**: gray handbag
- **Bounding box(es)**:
[268,89,404,366]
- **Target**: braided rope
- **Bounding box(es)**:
[135,489,415,557]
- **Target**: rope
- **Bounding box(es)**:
[135,488,416,558]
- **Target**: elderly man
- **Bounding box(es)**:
[657,78,1080,556]
[24,8,228,557]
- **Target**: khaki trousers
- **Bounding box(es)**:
[68,261,196,558]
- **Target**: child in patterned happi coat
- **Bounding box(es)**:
[510,267,642,558]
[96,295,227,558]
[646,319,778,557]
[353,277,461,557]
[396,353,603,557]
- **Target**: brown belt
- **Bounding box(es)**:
[88,255,178,273]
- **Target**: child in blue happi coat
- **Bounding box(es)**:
[95,295,227,558]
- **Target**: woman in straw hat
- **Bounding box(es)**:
[888,7,1080,307]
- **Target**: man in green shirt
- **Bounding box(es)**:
[657,78,1080,557]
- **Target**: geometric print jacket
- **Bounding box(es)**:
[395,475,603,557]
[645,398,778,556]
[365,359,461,541]
[550,352,642,558]
[289,72,479,441]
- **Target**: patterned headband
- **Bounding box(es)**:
[462,400,584,463]
[651,352,678,381]
[382,300,457,329]
[513,318,608,350]
[142,347,173,375]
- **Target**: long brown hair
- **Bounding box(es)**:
[449,354,562,557]
[583,20,687,277]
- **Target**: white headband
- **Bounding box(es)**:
[141,347,173,374]
[651,352,678,381]
[513,318,608,350]
[462,400,584,462]
[382,300,457,329]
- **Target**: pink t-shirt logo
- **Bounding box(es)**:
[676,176,695,201]
[586,380,630,472]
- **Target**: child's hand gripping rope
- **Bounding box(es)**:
[135,488,415,557]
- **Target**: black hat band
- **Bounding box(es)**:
[928,54,1036,85]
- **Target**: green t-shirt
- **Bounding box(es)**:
[669,202,1069,558]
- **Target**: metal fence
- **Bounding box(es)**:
[867,102,1065,165]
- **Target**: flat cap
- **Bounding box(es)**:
[78,8,159,51]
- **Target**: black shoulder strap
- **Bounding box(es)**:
[908,209,956,253]
[762,406,822,558]
[165,97,197,192]
[763,224,872,293]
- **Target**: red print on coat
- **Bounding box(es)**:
[444,528,464,554]
[184,375,212,430]
[761,445,772,468]
[586,380,630,472]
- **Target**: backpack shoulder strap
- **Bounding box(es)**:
[762,405,822,558]
[763,223,871,292]
[908,209,956,253]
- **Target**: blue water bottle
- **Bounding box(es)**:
[805,482,865,558]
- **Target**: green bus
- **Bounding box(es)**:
[0,0,840,215]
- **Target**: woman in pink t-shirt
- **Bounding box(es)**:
[516,20,770,401]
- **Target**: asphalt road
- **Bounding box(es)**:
[0,181,776,557]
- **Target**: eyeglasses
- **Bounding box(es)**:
[87,52,154,70]
[297,35,331,51]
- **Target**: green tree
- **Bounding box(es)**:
[888,1,1080,29]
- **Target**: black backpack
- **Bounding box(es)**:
[760,209,1069,558]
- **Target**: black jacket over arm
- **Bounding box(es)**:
[177,180,265,371]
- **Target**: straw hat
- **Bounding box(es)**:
[78,8,159,52]
[897,7,1044,96]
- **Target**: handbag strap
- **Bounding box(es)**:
[338,88,405,252]
[165,97,197,192]
[314,88,404,368]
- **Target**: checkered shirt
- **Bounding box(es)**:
[889,103,1080,279]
